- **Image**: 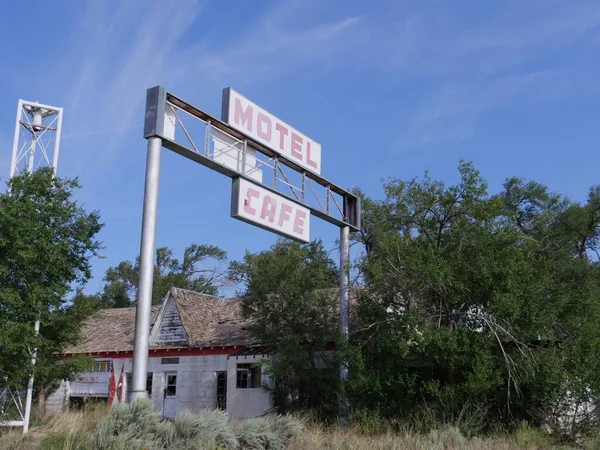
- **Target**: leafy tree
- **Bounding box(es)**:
[230,240,340,417]
[100,244,228,307]
[0,168,102,407]
[348,161,600,435]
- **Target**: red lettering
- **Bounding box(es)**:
[278,203,293,226]
[306,141,318,170]
[260,195,277,223]
[257,112,272,141]
[244,188,260,215]
[293,210,307,235]
[234,98,253,132]
[275,123,288,150]
[291,132,303,160]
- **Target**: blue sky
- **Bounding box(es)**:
[1,0,599,296]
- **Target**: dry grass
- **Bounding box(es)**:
[44,403,107,434]
[0,405,594,450]
[0,404,107,450]
[287,420,581,450]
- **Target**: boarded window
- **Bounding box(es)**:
[146,373,153,396]
[236,364,261,389]
[166,374,177,396]
[93,361,111,372]
[161,357,179,365]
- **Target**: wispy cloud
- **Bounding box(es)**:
[398,68,600,149]
[49,0,202,173]
[16,0,600,165]
[40,0,367,177]
[177,5,365,87]
[376,1,600,148]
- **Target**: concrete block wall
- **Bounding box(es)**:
[226,355,273,419]
[54,353,273,419]
[175,354,228,412]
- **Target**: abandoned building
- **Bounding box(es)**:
[47,287,272,419]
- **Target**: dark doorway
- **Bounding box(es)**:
[216,371,227,410]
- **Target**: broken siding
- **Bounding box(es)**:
[152,298,188,346]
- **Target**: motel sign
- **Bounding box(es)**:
[132,85,360,424]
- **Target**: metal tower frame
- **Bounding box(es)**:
[1,99,63,434]
[10,100,63,178]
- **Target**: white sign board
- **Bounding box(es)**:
[222,88,322,175]
[212,129,263,183]
[231,178,310,243]
[70,372,110,397]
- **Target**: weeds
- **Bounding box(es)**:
[40,431,91,450]
[0,431,26,450]
[2,401,587,450]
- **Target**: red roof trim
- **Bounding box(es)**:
[59,346,241,359]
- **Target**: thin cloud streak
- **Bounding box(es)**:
[54,0,202,174]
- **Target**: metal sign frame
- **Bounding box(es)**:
[131,86,358,424]
[144,86,360,230]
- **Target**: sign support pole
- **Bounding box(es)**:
[339,224,350,426]
[130,136,162,402]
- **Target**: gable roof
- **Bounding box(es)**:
[63,287,256,355]
[149,294,189,347]
[62,305,161,354]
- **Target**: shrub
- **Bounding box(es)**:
[267,414,303,444]
[93,398,160,450]
[172,409,238,449]
[235,417,282,450]
[153,420,178,448]
[234,415,302,450]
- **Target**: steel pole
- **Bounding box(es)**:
[22,124,40,435]
[9,100,23,178]
[130,137,162,402]
[52,108,64,173]
[339,225,350,426]
[22,319,40,434]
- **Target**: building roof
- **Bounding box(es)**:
[64,286,362,356]
[169,287,254,348]
[63,287,254,355]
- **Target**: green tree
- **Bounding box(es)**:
[230,240,340,417]
[0,168,102,402]
[100,244,228,307]
[349,161,600,434]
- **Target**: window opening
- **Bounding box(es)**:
[93,361,111,372]
[216,371,227,410]
[166,373,177,396]
[236,364,261,389]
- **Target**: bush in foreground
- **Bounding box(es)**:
[164,409,237,449]
[88,399,302,450]
[93,398,160,449]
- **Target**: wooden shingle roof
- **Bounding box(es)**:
[171,287,254,347]
[62,306,160,354]
[63,287,254,355]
